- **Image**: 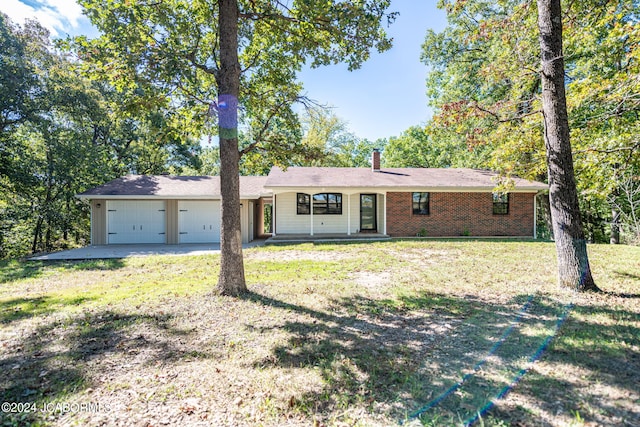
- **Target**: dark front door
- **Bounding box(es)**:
[360,194,377,232]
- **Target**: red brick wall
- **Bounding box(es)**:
[386,192,535,237]
[372,150,381,171]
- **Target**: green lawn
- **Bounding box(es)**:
[0,240,638,426]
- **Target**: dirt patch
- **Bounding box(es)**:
[245,249,355,262]
[350,271,391,289]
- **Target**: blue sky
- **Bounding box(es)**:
[0,0,447,141]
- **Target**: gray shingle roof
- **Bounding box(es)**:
[77,175,270,199]
[264,167,547,191]
[77,167,547,200]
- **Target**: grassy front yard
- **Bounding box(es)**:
[1,240,638,426]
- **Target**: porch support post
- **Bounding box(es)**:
[383,192,387,235]
[347,193,351,235]
[310,195,314,236]
[272,193,277,237]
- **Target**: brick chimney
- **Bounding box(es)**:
[371,148,381,172]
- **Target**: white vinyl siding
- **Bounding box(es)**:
[312,214,347,234]
[275,193,312,234]
[348,193,363,233]
[275,192,349,234]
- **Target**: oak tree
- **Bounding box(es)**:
[76,0,396,295]
[537,0,599,291]
[421,0,640,288]
[421,0,639,245]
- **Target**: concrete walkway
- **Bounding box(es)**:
[29,241,266,261]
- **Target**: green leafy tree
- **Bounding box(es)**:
[0,14,46,185]
[422,0,639,288]
[295,108,383,167]
[421,0,639,241]
[76,0,397,295]
[536,0,598,291]
[0,14,201,258]
[0,13,41,137]
[383,125,492,168]
[609,172,640,244]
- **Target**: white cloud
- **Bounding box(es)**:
[44,0,84,27]
[0,0,87,36]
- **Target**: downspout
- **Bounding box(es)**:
[534,193,538,239]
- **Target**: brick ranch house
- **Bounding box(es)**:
[77,151,548,245]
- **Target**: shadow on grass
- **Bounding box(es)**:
[613,270,640,281]
[242,290,640,426]
[2,288,637,426]
[0,309,203,426]
[0,260,48,284]
[242,291,531,421]
[0,259,125,284]
[0,295,95,324]
[487,300,640,426]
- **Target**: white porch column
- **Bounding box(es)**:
[272,193,277,236]
[383,192,387,235]
[310,195,314,236]
[347,193,351,235]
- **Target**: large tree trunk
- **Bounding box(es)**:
[537,0,599,291]
[216,0,247,296]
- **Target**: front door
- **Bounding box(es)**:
[360,194,377,232]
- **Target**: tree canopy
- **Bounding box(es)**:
[72,0,397,294]
[0,13,200,258]
[421,0,640,243]
[74,0,396,153]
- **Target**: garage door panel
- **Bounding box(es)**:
[107,201,166,244]
[137,202,166,243]
[179,201,220,243]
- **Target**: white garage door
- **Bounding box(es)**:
[178,201,221,243]
[107,200,166,244]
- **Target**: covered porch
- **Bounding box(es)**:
[270,190,387,238]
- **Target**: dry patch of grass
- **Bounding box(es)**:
[0,241,638,426]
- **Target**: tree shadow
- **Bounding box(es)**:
[485,300,640,426]
[242,290,640,425]
[0,295,95,324]
[0,259,125,284]
[0,308,205,425]
[242,291,543,421]
[0,260,47,284]
[2,287,636,426]
[612,269,640,280]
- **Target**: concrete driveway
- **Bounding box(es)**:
[29,241,265,261]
